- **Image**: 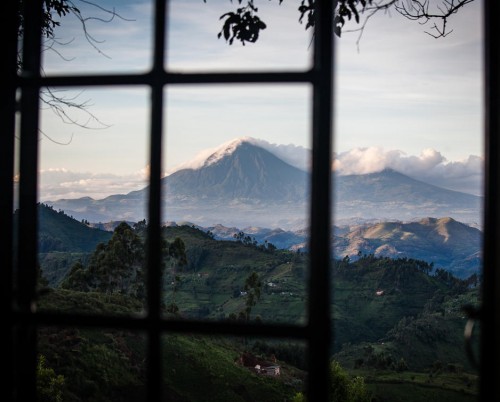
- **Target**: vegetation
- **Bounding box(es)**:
[37,354,65,402]
[34,209,480,401]
[210,0,475,45]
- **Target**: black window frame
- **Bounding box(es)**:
[1,0,498,401]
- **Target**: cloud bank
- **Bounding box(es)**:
[333,147,483,196]
[39,167,149,201]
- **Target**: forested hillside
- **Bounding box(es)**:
[35,215,479,401]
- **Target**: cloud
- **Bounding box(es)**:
[333,147,483,195]
[252,138,311,171]
[39,167,149,201]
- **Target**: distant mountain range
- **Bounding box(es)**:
[196,216,481,278]
[37,202,480,282]
[36,204,480,279]
[45,138,482,229]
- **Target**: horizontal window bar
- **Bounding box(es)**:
[13,311,309,339]
[18,70,315,88]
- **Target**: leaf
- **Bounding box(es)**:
[223,23,231,40]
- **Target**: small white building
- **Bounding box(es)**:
[262,365,281,376]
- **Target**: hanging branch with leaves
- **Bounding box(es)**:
[207,0,476,45]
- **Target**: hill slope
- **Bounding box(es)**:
[333,217,481,278]
[35,203,112,252]
[37,290,302,402]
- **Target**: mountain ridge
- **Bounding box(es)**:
[44,138,482,228]
[36,207,479,278]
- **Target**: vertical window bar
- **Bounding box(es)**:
[16,0,43,401]
[1,2,20,401]
[481,0,500,400]
[146,0,167,400]
[308,0,334,401]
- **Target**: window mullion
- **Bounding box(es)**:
[308,0,334,401]
[16,1,44,401]
[146,0,168,401]
[1,2,21,401]
[481,0,500,400]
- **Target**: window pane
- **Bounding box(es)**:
[161,334,307,401]
[161,84,311,323]
[166,0,312,72]
[37,326,147,401]
[37,87,150,316]
[41,0,153,75]
[332,1,483,400]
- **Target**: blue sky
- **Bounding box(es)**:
[36,0,484,200]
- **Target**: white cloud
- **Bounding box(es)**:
[333,147,483,195]
[39,167,149,201]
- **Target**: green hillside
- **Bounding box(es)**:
[36,220,480,401]
[159,225,308,323]
[33,203,113,286]
[36,203,112,252]
[37,290,303,402]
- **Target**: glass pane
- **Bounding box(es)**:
[332,1,482,400]
[41,0,153,75]
[162,334,307,401]
[161,84,311,322]
[37,326,147,401]
[37,87,149,316]
[166,0,312,72]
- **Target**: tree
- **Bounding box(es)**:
[165,237,188,313]
[292,360,371,401]
[243,271,262,320]
[209,0,475,46]
[329,360,371,402]
[61,222,145,297]
[36,354,65,402]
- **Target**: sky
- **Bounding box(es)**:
[35,0,484,200]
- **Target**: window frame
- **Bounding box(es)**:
[2,0,497,401]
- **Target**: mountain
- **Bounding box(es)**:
[333,217,481,278]
[203,217,481,277]
[44,138,482,228]
[334,169,482,223]
[164,140,308,201]
[46,139,309,228]
[36,203,481,279]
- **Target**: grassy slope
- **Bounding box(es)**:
[37,289,303,402]
[161,225,308,323]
